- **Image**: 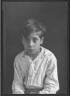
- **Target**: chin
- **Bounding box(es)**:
[30,51,35,54]
[29,50,36,54]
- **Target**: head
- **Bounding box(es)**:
[21,18,46,56]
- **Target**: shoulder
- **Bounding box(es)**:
[42,47,57,69]
[42,46,57,62]
[14,51,25,62]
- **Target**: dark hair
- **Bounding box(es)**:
[21,18,46,39]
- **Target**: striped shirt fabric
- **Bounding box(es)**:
[12,46,59,94]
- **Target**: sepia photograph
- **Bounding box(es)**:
[1,1,68,95]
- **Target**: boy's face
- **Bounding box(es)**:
[22,31,44,55]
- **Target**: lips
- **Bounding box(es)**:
[29,47,34,50]
[29,49,34,50]
[28,48,35,52]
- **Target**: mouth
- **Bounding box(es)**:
[28,48,35,51]
[28,47,34,49]
[29,48,34,50]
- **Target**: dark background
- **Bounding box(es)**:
[2,2,68,94]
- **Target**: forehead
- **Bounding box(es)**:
[27,31,41,39]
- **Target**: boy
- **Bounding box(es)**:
[12,18,59,94]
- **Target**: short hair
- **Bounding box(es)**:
[21,18,46,39]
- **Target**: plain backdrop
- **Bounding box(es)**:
[0,1,1,94]
[2,2,68,94]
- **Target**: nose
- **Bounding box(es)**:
[29,40,34,47]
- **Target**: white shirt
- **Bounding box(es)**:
[12,46,59,94]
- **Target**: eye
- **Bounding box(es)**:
[33,38,38,43]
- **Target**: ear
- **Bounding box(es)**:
[21,36,26,43]
[40,37,44,44]
[22,36,26,41]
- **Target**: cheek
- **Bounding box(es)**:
[22,41,28,47]
[35,42,41,47]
